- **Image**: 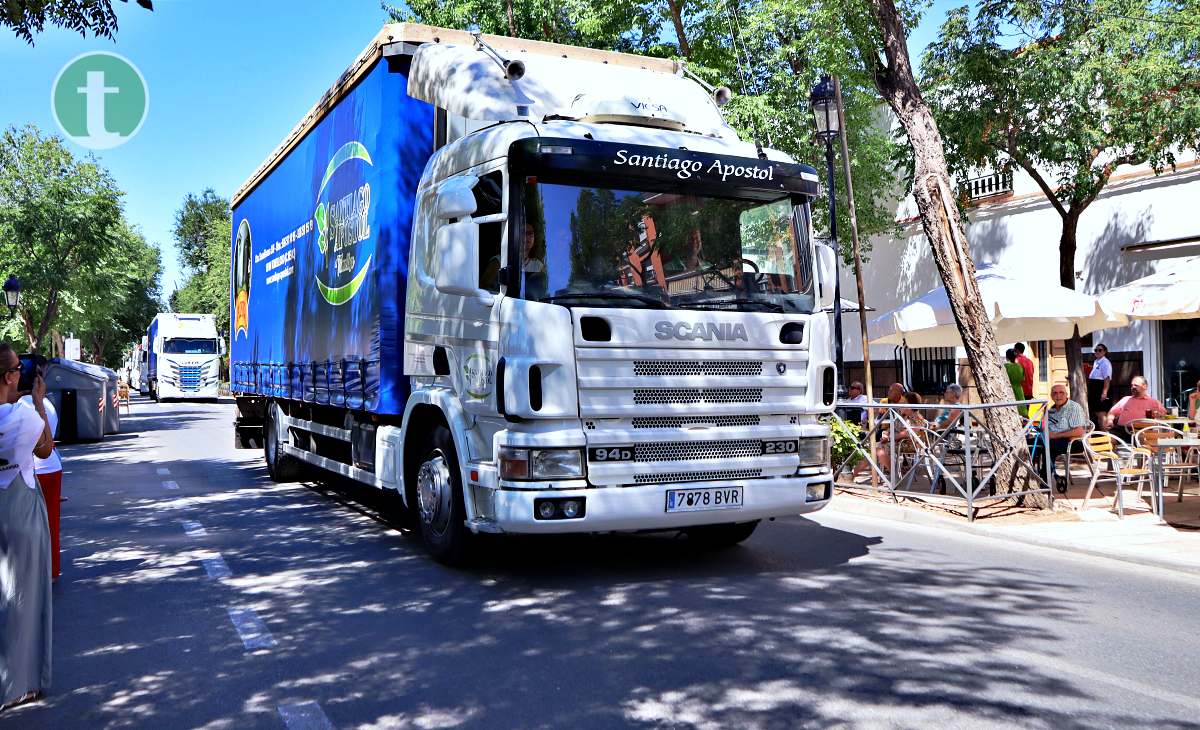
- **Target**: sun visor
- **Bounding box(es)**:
[407,42,735,138]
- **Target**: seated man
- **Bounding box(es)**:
[837,381,869,424]
[1107,375,1165,441]
[1045,383,1086,490]
[863,382,905,427]
[933,383,964,430]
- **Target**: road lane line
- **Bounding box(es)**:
[181,520,207,537]
[157,467,171,475]
[999,648,1200,712]
[201,555,231,579]
[278,701,334,730]
[226,607,276,650]
[162,480,179,490]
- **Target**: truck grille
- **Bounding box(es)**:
[633,387,763,405]
[634,468,762,485]
[631,415,761,429]
[178,365,203,391]
[635,439,761,462]
[633,360,762,377]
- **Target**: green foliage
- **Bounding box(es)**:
[390,0,913,260]
[3,0,152,44]
[828,415,862,469]
[170,194,231,338]
[921,0,1200,218]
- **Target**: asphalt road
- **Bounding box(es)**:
[4,398,1199,729]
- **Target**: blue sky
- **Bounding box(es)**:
[0,0,960,300]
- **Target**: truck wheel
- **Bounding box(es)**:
[414,425,475,565]
[684,520,760,548]
[264,404,305,482]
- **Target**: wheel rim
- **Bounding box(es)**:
[416,452,453,536]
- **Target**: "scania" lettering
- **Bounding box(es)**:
[654,321,749,342]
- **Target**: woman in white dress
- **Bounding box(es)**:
[0,344,55,710]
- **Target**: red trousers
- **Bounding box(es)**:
[37,470,62,578]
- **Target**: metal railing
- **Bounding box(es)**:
[961,171,1014,201]
[833,400,1052,520]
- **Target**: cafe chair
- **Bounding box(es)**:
[1134,424,1200,503]
[1058,420,1096,488]
[1082,432,1152,517]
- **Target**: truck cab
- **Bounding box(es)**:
[145,313,224,401]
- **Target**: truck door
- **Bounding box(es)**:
[413,167,507,418]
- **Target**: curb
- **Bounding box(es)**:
[826,494,1200,578]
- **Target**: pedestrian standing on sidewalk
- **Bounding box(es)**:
[1015,343,1035,403]
[1088,344,1113,430]
[11,380,62,580]
[0,343,55,710]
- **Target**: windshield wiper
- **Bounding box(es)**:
[676,297,785,313]
[541,291,672,309]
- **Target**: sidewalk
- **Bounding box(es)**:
[828,489,1200,577]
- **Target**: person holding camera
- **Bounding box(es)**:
[0,343,55,709]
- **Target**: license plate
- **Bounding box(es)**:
[665,486,743,513]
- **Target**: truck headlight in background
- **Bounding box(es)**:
[794,437,829,469]
[500,447,585,480]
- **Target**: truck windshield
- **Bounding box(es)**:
[519,181,814,313]
[163,338,218,355]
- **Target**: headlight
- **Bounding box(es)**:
[500,447,585,480]
[795,437,828,468]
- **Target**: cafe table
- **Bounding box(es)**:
[1150,436,1200,522]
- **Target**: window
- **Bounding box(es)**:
[474,171,504,293]
[1036,341,1048,381]
[910,347,957,395]
[163,338,218,355]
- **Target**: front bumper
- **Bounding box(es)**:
[483,473,832,534]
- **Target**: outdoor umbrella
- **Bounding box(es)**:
[868,268,1127,347]
[1098,257,1200,320]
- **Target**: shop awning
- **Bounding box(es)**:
[868,268,1127,347]
[1098,257,1200,320]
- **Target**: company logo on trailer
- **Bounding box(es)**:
[313,141,374,305]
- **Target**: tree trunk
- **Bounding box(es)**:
[867,0,1042,504]
[505,0,516,36]
[1058,212,1089,413]
[665,0,691,58]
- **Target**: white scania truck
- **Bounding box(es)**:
[143,313,223,400]
[231,25,838,562]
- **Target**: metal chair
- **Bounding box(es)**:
[1058,420,1095,488]
[1134,424,1200,503]
[1082,432,1152,517]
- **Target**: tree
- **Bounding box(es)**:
[3,0,153,44]
[847,0,1039,496]
[921,0,1200,410]
[59,222,161,365]
[0,124,124,353]
[170,192,231,337]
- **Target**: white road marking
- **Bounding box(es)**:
[162,480,179,490]
[156,467,171,475]
[998,648,1200,712]
[181,520,207,537]
[201,555,231,579]
[278,701,334,730]
[226,607,276,650]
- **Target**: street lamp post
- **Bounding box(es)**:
[2,275,20,319]
[810,75,843,393]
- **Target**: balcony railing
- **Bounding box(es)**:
[961,170,1013,201]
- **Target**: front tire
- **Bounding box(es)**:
[150,380,159,402]
[264,403,305,482]
[414,425,475,565]
[684,520,760,548]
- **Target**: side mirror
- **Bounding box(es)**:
[219,339,226,355]
[817,244,836,311]
[435,175,479,220]
[435,221,491,302]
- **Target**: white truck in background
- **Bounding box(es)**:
[144,313,223,401]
